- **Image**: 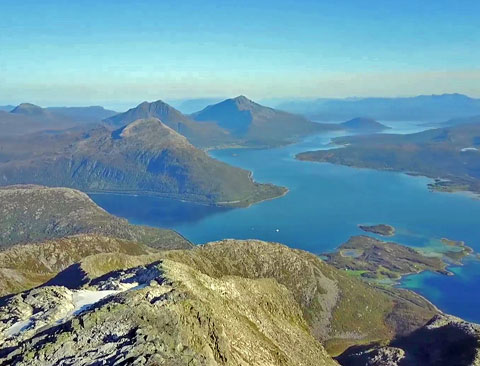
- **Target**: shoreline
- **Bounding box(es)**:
[86,186,289,208]
[295,155,480,200]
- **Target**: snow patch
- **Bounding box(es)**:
[72,290,121,314]
[461,147,479,152]
[5,319,33,337]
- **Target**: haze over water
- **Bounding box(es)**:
[91,121,480,323]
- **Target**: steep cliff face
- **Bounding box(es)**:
[0,119,286,206]
[337,315,480,366]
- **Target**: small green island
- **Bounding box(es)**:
[324,235,474,283]
[359,224,396,236]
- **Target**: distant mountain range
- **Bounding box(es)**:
[0,103,117,135]
[104,96,337,148]
[277,93,480,121]
[440,115,480,127]
[0,118,286,206]
[47,106,117,124]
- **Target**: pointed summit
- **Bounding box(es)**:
[232,95,252,104]
[192,96,336,144]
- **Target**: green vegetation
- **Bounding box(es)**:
[359,224,396,236]
[324,236,452,282]
[325,235,475,288]
[0,185,191,250]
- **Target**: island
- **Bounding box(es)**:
[359,224,396,236]
[324,235,474,282]
[340,117,391,132]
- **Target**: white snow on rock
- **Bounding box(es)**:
[461,147,479,152]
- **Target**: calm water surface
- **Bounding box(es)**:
[90,121,480,322]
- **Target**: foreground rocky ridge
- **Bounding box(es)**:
[0,234,159,296]
[0,239,444,364]
[0,246,339,366]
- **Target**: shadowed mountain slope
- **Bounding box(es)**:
[46,106,117,124]
[192,96,340,147]
[0,103,79,136]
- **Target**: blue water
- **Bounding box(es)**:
[90,121,480,323]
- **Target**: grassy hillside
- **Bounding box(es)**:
[0,185,191,250]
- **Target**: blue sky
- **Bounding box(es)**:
[1,0,479,108]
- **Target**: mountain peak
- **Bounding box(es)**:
[233,95,250,102]
[231,95,257,108]
[105,99,190,129]
[10,103,46,115]
[113,118,191,147]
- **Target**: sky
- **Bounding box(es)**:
[1,0,479,109]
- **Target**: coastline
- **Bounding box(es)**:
[86,185,289,208]
[295,155,480,200]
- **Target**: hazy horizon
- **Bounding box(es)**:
[1,0,479,107]
[2,92,480,113]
